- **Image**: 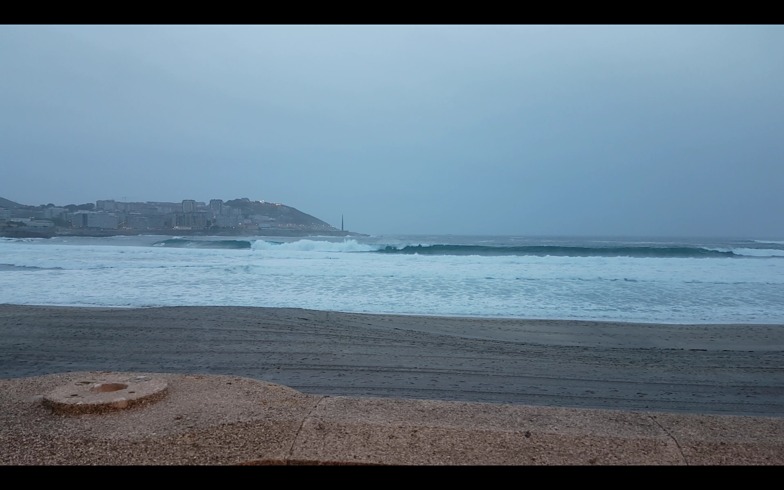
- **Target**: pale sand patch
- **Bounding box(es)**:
[2,371,783,465]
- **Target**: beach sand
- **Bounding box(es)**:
[1,304,782,465]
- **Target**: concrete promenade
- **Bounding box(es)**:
[2,371,782,465]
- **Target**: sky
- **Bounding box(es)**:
[1,25,783,238]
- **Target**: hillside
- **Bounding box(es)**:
[223,198,334,229]
[0,196,364,237]
[0,197,23,209]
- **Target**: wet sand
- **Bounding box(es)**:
[1,304,782,417]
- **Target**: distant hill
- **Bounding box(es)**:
[0,197,25,209]
[223,198,334,230]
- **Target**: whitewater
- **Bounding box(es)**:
[1,234,783,324]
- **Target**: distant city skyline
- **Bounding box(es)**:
[1,194,350,237]
[2,25,783,238]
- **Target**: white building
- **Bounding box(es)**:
[71,211,119,229]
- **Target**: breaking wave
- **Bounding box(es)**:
[146,237,784,258]
[250,239,376,253]
[152,238,252,249]
[375,244,782,258]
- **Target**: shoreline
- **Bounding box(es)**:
[3,302,782,327]
[1,304,782,418]
[0,228,368,239]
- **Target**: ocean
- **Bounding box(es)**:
[1,234,783,325]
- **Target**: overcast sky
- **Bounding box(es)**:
[1,25,782,237]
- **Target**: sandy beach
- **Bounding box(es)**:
[1,304,783,416]
[1,304,782,465]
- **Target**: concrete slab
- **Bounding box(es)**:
[290,397,685,465]
[42,374,168,415]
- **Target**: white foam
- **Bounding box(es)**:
[250,238,377,253]
[2,235,783,324]
[732,247,784,257]
[709,247,784,258]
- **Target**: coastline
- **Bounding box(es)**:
[0,228,369,239]
[1,304,782,417]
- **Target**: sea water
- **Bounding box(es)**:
[1,234,783,324]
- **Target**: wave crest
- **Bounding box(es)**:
[250,239,376,253]
[377,244,748,258]
[152,238,252,249]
